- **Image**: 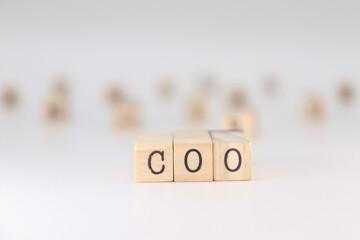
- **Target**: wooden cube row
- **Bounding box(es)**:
[135,130,252,182]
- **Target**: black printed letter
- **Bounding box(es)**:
[184,149,202,173]
[224,148,241,172]
[148,151,165,174]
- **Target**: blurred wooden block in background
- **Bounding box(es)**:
[1,85,19,109]
[303,96,325,121]
[114,102,140,130]
[174,131,213,182]
[338,81,355,104]
[186,96,208,124]
[135,133,173,182]
[106,85,125,106]
[222,110,256,140]
[211,130,252,181]
[44,94,67,122]
[228,88,247,109]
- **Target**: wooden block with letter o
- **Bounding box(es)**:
[211,130,252,181]
[135,133,173,182]
[174,131,213,182]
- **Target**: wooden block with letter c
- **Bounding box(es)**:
[174,131,213,182]
[135,133,173,182]
[211,130,252,181]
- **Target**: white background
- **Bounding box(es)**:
[0,0,359,239]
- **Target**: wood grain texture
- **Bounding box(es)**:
[135,133,173,182]
[174,131,213,182]
[211,130,252,181]
[222,109,256,140]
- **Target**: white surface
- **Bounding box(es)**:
[0,121,359,240]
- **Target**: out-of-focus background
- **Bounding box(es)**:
[0,0,359,239]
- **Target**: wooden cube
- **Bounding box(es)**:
[135,133,173,182]
[114,102,140,129]
[228,88,247,109]
[1,85,19,109]
[186,97,208,124]
[222,110,256,140]
[106,85,125,106]
[211,130,252,181]
[303,96,325,121]
[338,82,355,104]
[174,131,213,182]
[44,94,67,122]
